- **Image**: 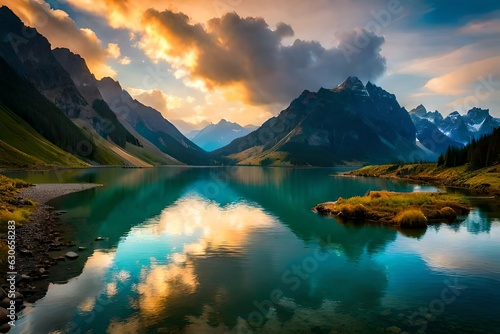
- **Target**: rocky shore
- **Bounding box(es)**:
[0,183,101,332]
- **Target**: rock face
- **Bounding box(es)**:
[213,77,422,166]
[52,48,104,106]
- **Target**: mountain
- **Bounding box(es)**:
[53,48,180,166]
[0,6,86,118]
[0,6,212,166]
[0,55,123,166]
[174,119,211,137]
[96,77,214,165]
[410,105,500,146]
[190,119,258,152]
[212,77,423,166]
[408,105,463,155]
[0,6,147,165]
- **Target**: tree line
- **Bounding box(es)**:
[438,127,500,169]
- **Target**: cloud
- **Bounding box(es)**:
[53,1,388,105]
[0,0,116,78]
[106,42,121,59]
[129,86,273,127]
[460,18,500,35]
[118,56,131,65]
[424,56,500,95]
[106,42,131,65]
[127,88,182,112]
[128,87,201,121]
[139,10,387,105]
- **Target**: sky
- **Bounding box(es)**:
[2,0,500,131]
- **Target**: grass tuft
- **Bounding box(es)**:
[438,206,458,223]
[394,209,428,228]
[339,203,368,219]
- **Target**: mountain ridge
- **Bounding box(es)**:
[409,104,500,147]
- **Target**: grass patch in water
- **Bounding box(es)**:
[314,191,470,227]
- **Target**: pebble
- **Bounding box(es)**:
[95,237,105,241]
[65,251,79,259]
[19,248,33,256]
[0,323,10,334]
[0,299,8,309]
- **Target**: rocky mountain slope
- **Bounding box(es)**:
[213,77,424,166]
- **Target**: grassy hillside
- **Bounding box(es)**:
[0,104,88,168]
[75,122,128,166]
[0,58,101,163]
[350,163,500,195]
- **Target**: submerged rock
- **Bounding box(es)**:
[65,251,79,259]
[386,326,402,333]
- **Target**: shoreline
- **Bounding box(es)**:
[1,183,102,306]
[345,164,500,197]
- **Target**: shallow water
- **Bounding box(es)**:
[6,167,500,334]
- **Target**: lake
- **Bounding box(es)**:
[7,167,500,334]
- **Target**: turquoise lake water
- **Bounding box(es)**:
[6,167,500,334]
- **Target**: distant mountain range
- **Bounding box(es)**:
[0,5,497,168]
[187,119,258,152]
[409,105,500,153]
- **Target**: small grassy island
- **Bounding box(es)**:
[313,191,470,229]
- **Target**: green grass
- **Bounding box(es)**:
[0,175,32,270]
[124,142,179,165]
[0,104,88,168]
[314,191,470,227]
[0,174,32,206]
